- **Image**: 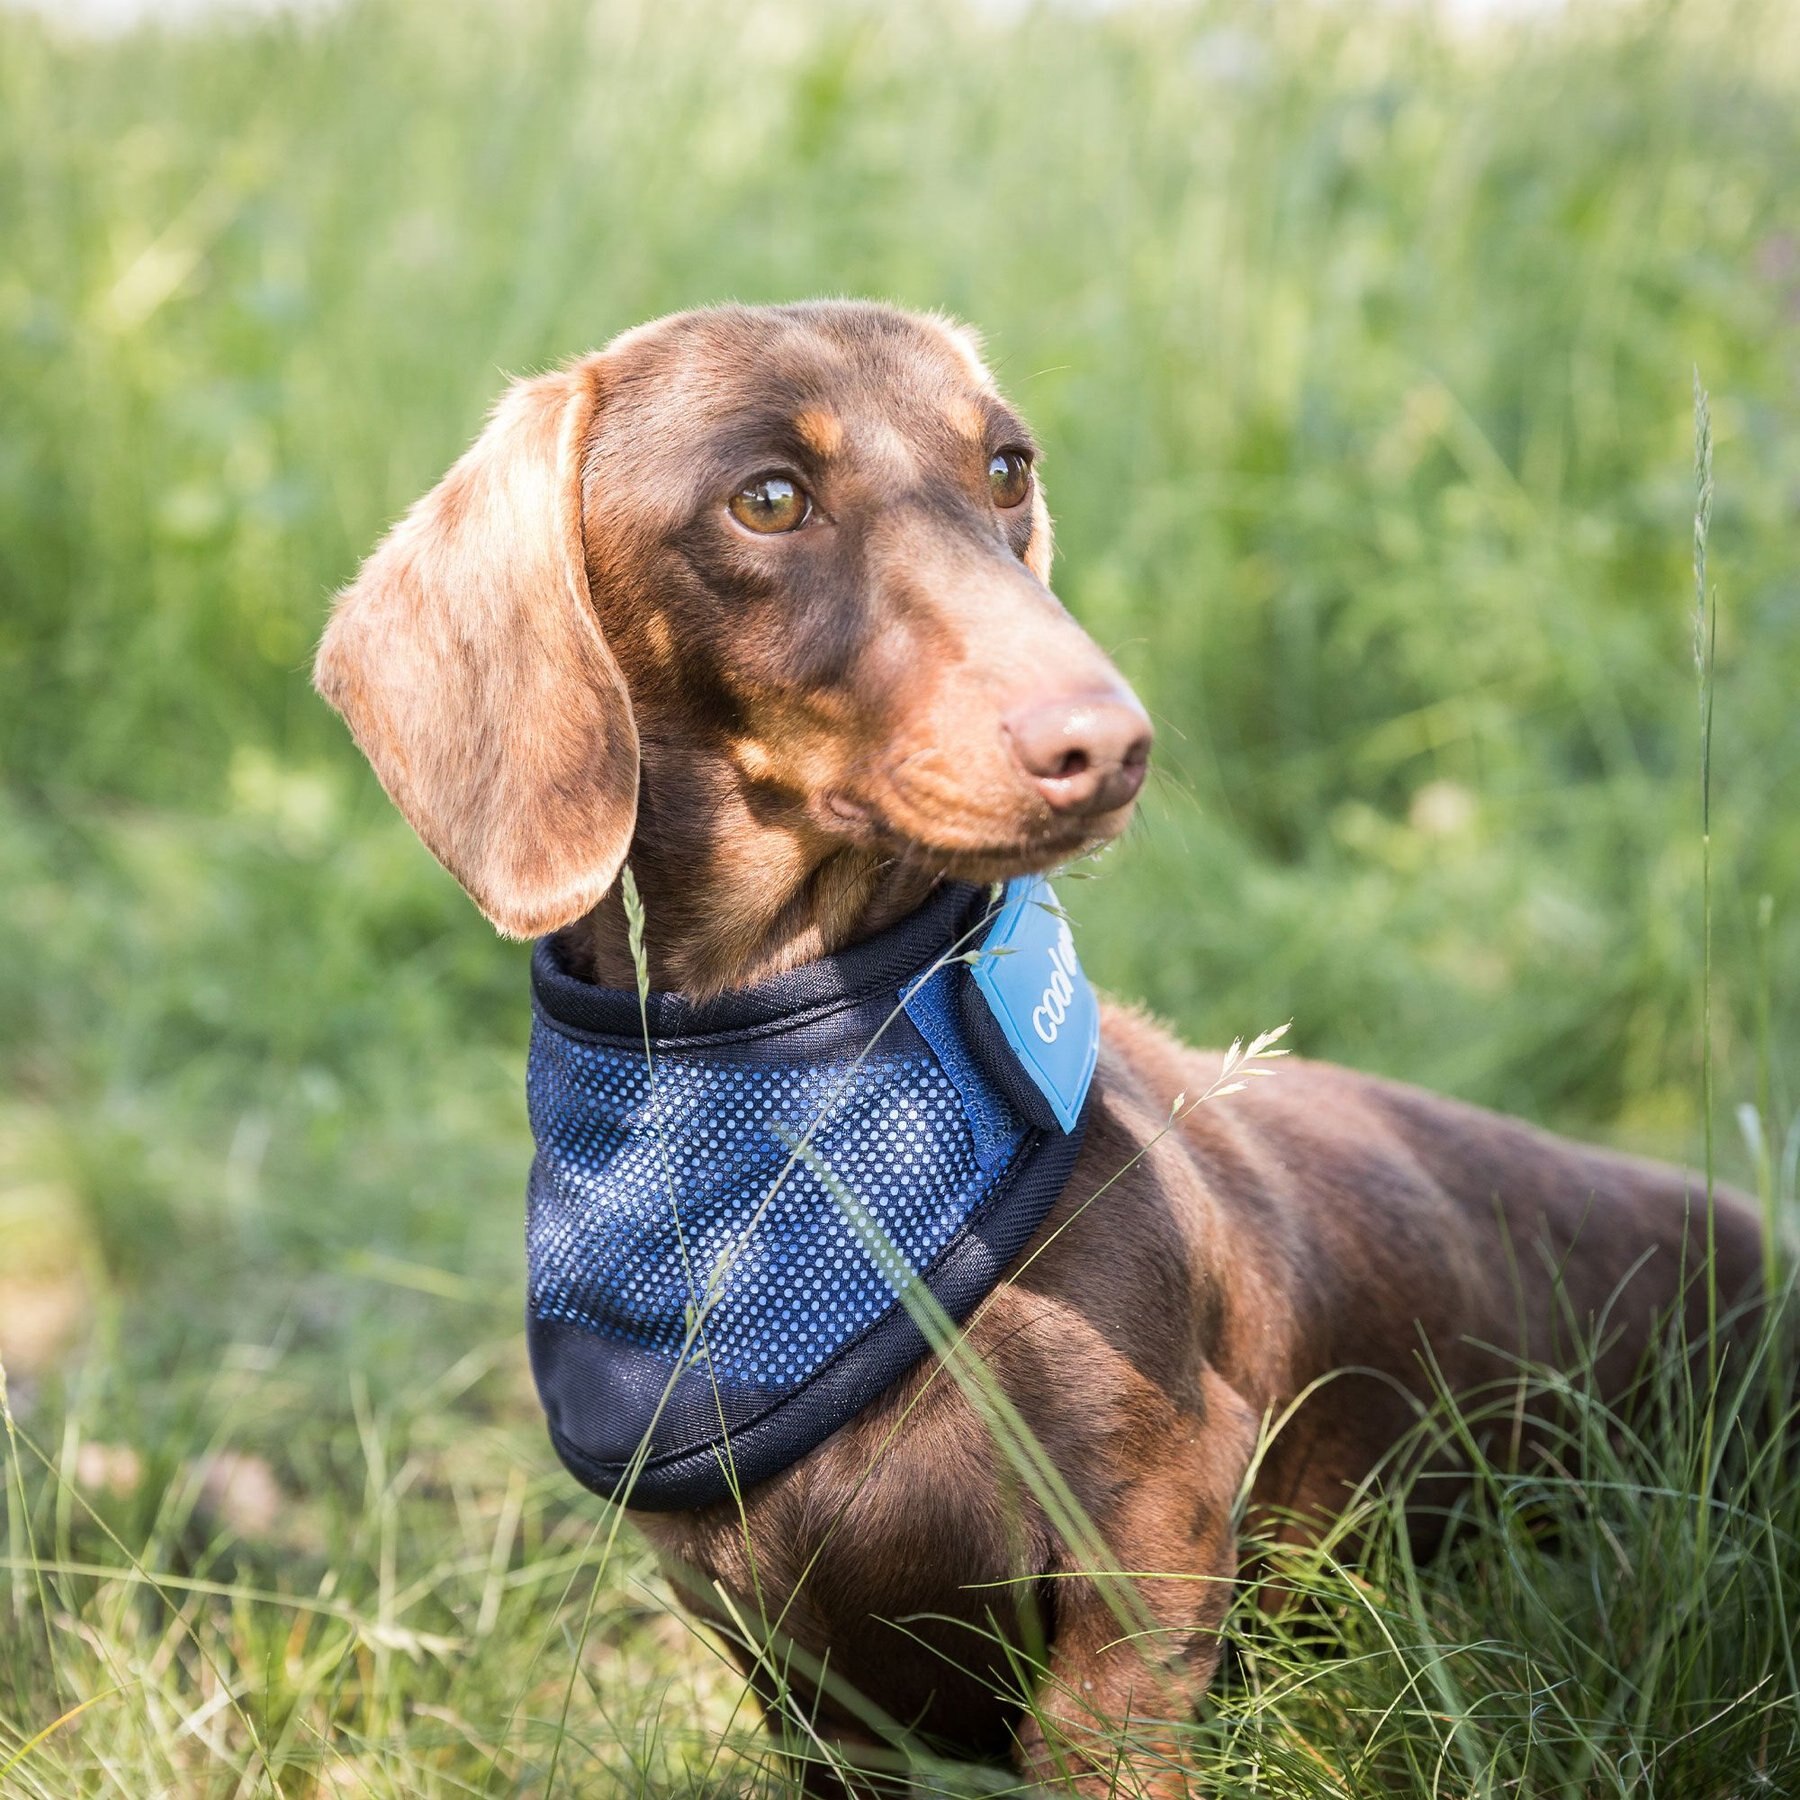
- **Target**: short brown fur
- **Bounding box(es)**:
[316,301,1765,1796]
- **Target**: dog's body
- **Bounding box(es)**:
[315,300,1763,1794]
[640,1020,1756,1784]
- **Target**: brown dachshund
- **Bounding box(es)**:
[315,300,1763,1795]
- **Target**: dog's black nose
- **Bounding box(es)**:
[1004,691,1152,816]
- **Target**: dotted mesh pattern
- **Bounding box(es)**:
[526,1019,1026,1388]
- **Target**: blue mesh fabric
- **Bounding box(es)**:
[526,1003,1029,1389]
[900,965,1021,1173]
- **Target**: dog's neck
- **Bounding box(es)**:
[564,759,938,1000]
[572,855,935,1000]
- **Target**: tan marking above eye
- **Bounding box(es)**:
[989,448,1032,510]
[729,474,811,534]
[792,409,844,456]
[944,397,987,440]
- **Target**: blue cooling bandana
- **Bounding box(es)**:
[525,875,1098,1511]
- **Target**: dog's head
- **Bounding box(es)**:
[316,301,1150,982]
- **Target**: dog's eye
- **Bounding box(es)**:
[728,475,811,534]
[988,448,1033,510]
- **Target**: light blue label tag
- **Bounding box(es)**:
[970,875,1098,1133]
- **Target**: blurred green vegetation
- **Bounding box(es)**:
[1,0,1797,1792]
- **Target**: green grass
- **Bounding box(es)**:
[2,0,1798,1791]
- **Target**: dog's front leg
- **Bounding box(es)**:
[1014,1369,1255,1797]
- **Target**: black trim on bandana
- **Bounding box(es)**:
[532,880,987,1047]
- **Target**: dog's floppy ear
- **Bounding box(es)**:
[315,359,638,939]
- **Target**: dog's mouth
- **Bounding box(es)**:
[814,780,1139,881]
